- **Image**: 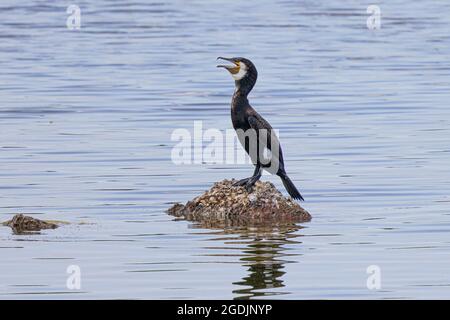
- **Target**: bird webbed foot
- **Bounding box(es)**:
[232,175,261,193]
[232,177,251,187]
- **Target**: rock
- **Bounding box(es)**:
[167,179,311,227]
[2,214,60,235]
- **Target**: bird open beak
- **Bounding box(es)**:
[217,57,240,74]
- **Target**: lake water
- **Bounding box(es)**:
[1,0,450,299]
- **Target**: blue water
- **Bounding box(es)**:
[1,0,450,299]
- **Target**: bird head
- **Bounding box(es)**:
[217,57,258,93]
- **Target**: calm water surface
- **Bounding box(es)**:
[1,0,450,299]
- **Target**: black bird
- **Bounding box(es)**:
[217,57,304,201]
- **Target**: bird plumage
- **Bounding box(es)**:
[217,57,304,201]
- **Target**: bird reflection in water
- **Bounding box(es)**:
[190,219,304,300]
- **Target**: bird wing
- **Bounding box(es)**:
[247,113,285,172]
[248,113,273,130]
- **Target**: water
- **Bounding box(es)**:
[1,0,450,299]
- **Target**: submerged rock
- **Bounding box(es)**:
[2,214,61,235]
[167,179,311,227]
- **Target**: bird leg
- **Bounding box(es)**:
[233,165,262,192]
[243,172,262,192]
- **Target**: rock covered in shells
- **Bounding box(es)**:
[167,179,311,227]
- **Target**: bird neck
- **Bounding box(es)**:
[234,86,251,97]
[231,89,250,113]
[234,73,256,97]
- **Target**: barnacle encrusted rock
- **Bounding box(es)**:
[2,214,60,234]
[167,179,311,227]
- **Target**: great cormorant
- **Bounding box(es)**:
[217,57,304,201]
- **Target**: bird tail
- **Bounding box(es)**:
[279,174,304,201]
